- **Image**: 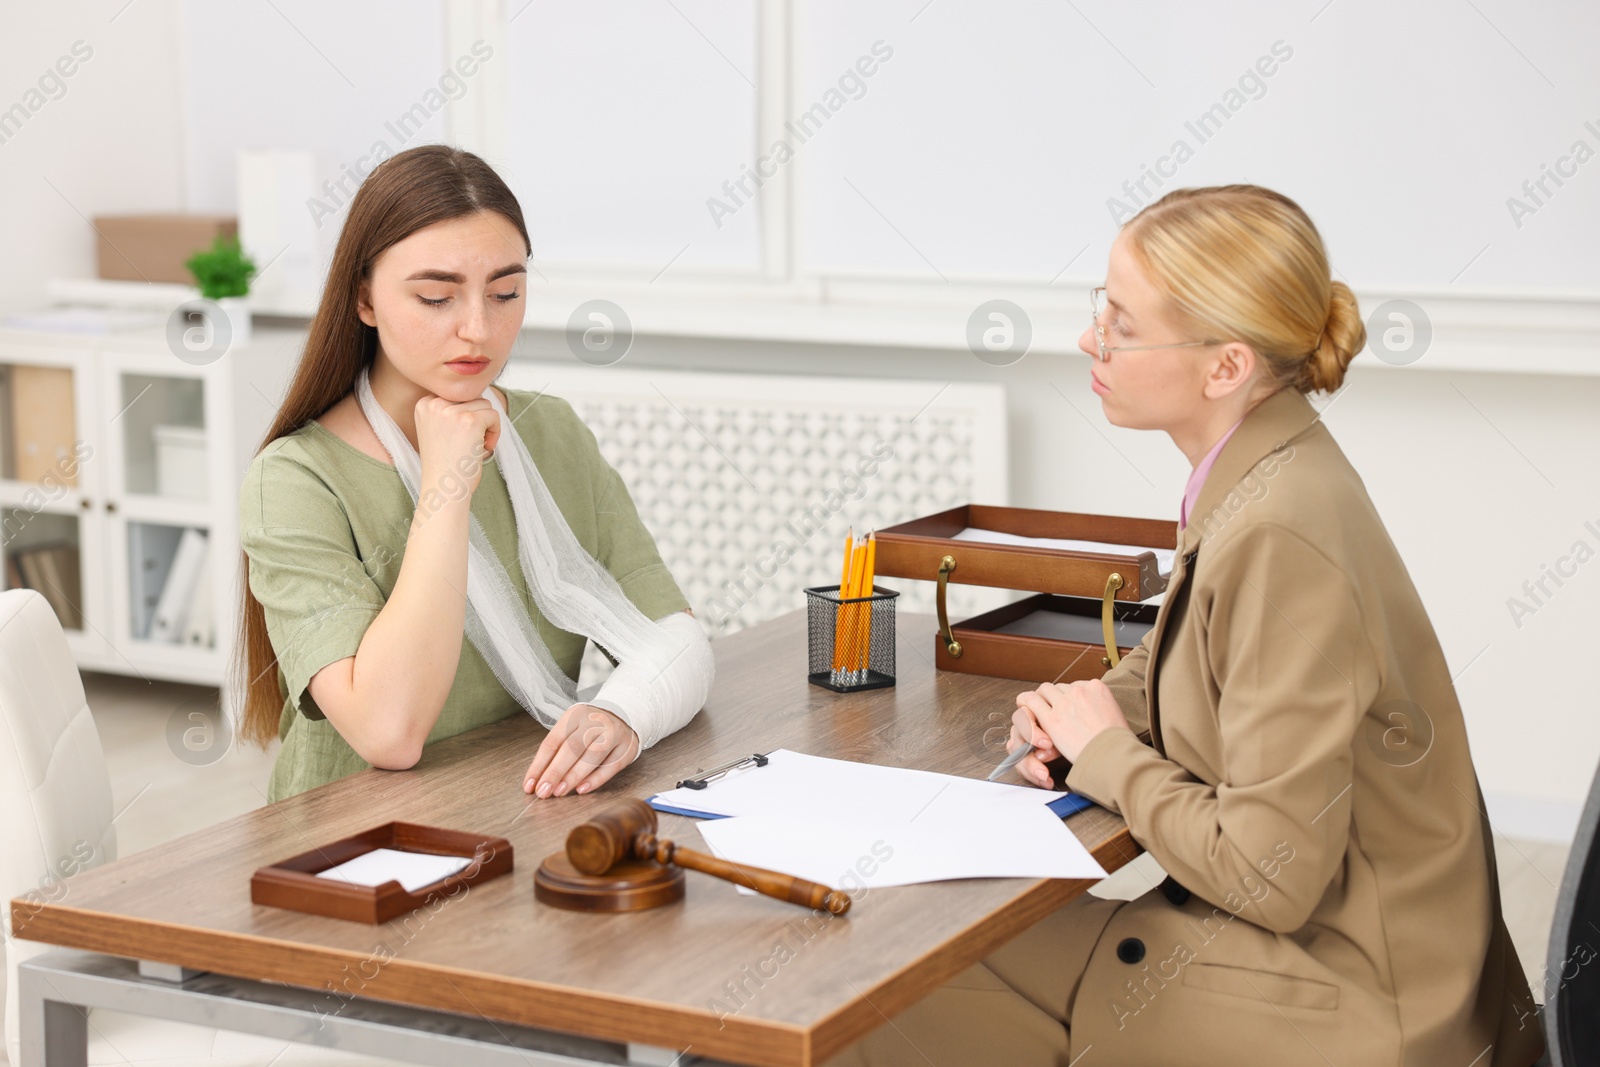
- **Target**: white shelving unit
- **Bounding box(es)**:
[0,321,301,688]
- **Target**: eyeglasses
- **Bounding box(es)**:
[1089,286,1224,363]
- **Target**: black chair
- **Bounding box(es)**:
[1543,756,1600,1065]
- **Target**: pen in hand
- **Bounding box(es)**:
[987,742,1036,782]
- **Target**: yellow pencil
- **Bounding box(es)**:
[858,532,877,674]
[832,529,853,673]
[843,539,868,681]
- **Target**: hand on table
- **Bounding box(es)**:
[522,703,640,798]
[1005,679,1129,789]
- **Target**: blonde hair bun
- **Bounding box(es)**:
[1300,280,1365,394]
[1125,185,1362,397]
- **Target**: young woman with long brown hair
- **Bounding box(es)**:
[232,144,712,803]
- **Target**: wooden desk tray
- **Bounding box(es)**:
[874,504,1173,676]
[940,593,1159,684]
[250,822,513,924]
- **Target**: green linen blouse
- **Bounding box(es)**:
[238,385,690,801]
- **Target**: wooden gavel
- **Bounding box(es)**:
[566,799,851,915]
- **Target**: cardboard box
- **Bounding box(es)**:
[93,214,237,284]
[9,365,77,486]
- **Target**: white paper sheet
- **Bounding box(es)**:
[658,750,1105,890]
[653,749,1070,825]
[315,848,470,894]
[697,801,1106,890]
[951,527,1175,576]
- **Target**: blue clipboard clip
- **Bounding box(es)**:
[675,752,769,791]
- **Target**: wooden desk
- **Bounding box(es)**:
[13,610,1140,1067]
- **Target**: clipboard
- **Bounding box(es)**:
[649,752,1096,821]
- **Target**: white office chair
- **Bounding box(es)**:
[0,589,400,1066]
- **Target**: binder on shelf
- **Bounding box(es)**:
[182,554,214,648]
[38,544,83,630]
[0,365,12,479]
[12,551,43,607]
[9,542,83,630]
[128,524,179,639]
[149,528,207,644]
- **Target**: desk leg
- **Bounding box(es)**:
[18,964,87,1067]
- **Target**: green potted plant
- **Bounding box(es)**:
[184,235,257,345]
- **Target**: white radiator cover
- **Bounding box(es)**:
[496,361,1010,677]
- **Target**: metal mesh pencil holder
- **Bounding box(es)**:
[804,585,899,693]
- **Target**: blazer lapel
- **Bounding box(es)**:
[1142,544,1191,757]
[1180,388,1321,556]
[1141,388,1324,755]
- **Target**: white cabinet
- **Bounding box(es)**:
[0,323,301,687]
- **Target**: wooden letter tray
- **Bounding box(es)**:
[250,822,513,924]
[874,504,1174,684]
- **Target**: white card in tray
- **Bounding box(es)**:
[315,848,470,893]
[951,527,1175,576]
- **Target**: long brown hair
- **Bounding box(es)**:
[230,144,531,749]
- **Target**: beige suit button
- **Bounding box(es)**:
[1160,877,1191,906]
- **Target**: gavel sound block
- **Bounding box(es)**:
[534,799,852,915]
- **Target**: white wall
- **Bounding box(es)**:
[798,0,1600,293]
[0,0,186,317]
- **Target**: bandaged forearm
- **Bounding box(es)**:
[586,611,714,749]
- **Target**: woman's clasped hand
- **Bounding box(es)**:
[1006,679,1130,789]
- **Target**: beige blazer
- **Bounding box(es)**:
[1063,387,1543,1066]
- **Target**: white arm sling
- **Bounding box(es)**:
[356,367,712,748]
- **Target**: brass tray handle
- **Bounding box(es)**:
[1100,572,1124,668]
[936,555,962,657]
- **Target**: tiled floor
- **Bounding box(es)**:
[16,670,1574,1064]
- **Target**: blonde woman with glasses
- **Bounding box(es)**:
[828,186,1542,1067]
